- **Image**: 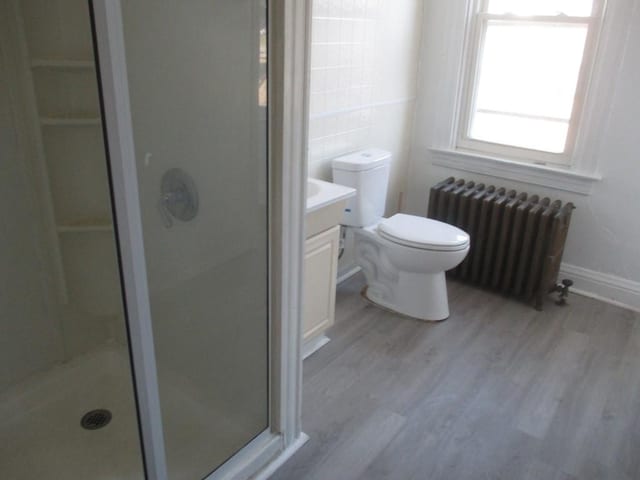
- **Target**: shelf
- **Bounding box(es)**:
[31,59,95,70]
[40,117,101,127]
[57,222,113,234]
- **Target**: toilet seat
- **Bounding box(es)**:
[377,214,470,251]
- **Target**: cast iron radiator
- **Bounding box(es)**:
[428,177,575,310]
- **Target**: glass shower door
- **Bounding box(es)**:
[97,1,270,478]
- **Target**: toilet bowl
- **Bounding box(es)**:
[332,149,470,321]
[355,214,469,321]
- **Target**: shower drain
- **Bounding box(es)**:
[81,409,112,430]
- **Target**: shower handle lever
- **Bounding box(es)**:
[158,196,174,228]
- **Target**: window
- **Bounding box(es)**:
[457,0,605,165]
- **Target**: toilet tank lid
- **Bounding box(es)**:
[332,148,391,172]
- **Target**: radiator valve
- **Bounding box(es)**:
[553,279,574,306]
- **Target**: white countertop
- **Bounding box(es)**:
[306,178,356,214]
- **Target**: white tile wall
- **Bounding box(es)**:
[307,0,423,212]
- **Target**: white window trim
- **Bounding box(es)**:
[455,0,606,167]
[419,0,635,196]
[430,147,601,195]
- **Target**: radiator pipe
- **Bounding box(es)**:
[338,226,346,260]
[552,278,574,306]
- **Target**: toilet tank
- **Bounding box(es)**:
[332,148,391,227]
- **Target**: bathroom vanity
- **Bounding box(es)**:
[303,179,355,358]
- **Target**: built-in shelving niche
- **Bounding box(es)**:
[18,0,124,356]
[41,124,112,228]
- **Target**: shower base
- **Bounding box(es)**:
[0,346,249,479]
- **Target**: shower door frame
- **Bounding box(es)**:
[91,0,310,479]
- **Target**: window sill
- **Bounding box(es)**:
[429,148,601,195]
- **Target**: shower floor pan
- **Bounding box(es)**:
[0,346,249,479]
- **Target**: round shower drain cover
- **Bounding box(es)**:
[81,409,112,430]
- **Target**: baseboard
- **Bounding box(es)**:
[302,335,330,360]
[559,263,640,313]
[337,265,361,284]
[254,433,309,480]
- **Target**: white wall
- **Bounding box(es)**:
[0,37,63,390]
[406,0,640,310]
[307,0,423,274]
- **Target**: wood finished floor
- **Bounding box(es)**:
[272,274,640,480]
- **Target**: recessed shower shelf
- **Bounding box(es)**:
[31,59,95,69]
[40,117,101,127]
[57,222,113,233]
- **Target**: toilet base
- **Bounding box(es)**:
[362,271,450,322]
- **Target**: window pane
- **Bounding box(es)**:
[469,21,587,152]
[471,112,569,152]
[487,0,594,16]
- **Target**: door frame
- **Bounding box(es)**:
[90,0,310,479]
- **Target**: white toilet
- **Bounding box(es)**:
[332,149,470,321]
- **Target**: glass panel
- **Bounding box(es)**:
[487,0,594,16]
[470,21,588,152]
[471,112,569,152]
[0,1,144,479]
[119,1,269,478]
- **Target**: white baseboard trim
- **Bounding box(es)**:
[302,335,330,360]
[255,433,309,480]
[337,265,361,284]
[559,263,640,313]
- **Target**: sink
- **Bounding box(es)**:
[305,178,355,238]
[307,180,321,199]
[306,178,355,213]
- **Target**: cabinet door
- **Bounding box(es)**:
[303,226,340,341]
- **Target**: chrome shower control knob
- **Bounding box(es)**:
[159,168,199,227]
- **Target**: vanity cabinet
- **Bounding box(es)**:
[302,225,340,343]
[303,178,354,356]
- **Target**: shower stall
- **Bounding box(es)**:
[0,0,305,479]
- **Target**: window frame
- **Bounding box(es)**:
[456,0,606,167]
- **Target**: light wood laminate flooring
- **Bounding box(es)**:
[272,274,640,480]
